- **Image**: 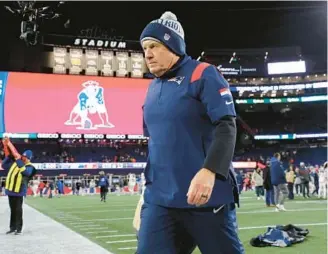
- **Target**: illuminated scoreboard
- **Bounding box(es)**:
[43,34,147,78]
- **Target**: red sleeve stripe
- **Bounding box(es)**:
[190,62,211,83]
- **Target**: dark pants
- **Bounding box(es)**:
[100,186,108,201]
[238,184,243,194]
[312,184,319,195]
[137,202,245,254]
[255,186,264,197]
[287,183,294,200]
[295,184,302,195]
[8,196,23,232]
[265,188,275,206]
[302,182,310,197]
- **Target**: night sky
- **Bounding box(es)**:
[0,1,326,60]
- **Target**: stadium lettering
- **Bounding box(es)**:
[73,38,126,49]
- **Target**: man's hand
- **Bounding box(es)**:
[187,168,215,206]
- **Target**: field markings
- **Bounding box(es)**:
[110,222,327,249]
[118,247,137,250]
[79,227,109,230]
[106,239,138,244]
[238,207,327,214]
[69,209,135,214]
[81,208,327,222]
[86,230,118,234]
[239,222,328,230]
[96,234,136,239]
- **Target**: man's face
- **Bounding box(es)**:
[142,40,176,77]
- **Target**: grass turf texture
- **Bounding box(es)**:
[26,191,327,254]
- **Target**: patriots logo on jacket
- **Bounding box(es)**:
[168,76,185,85]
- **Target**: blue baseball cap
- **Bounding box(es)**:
[22,150,33,161]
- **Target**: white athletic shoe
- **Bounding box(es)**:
[279,205,287,211]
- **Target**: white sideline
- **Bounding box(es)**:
[0,197,113,254]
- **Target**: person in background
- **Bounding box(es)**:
[98,171,109,202]
[2,137,36,235]
[38,180,45,197]
[318,162,327,199]
[294,167,302,196]
[286,165,295,200]
[310,167,319,196]
[299,162,310,198]
[76,181,81,195]
[72,179,76,195]
[270,153,289,212]
[48,180,55,199]
[263,161,275,207]
[236,170,244,194]
[252,167,264,200]
[89,179,96,195]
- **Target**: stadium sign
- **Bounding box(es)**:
[230,82,328,93]
[73,38,127,49]
[217,64,264,77]
[42,34,142,51]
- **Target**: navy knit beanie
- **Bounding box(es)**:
[140,11,186,56]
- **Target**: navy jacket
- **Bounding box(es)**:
[143,55,238,208]
[99,176,109,187]
[270,157,286,186]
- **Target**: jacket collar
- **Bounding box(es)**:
[158,55,191,79]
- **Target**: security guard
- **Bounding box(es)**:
[2,145,36,235]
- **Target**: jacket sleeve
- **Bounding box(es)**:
[1,156,14,171]
[202,115,237,180]
[199,65,236,123]
[21,165,34,177]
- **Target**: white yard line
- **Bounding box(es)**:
[82,208,327,222]
[239,222,328,230]
[106,239,138,244]
[238,208,327,214]
[86,230,118,234]
[79,227,109,230]
[70,209,135,214]
[118,247,137,250]
[113,222,327,250]
[96,234,136,239]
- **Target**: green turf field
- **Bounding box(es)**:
[26,192,327,254]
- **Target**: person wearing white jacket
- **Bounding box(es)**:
[318,162,327,199]
[252,168,265,200]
